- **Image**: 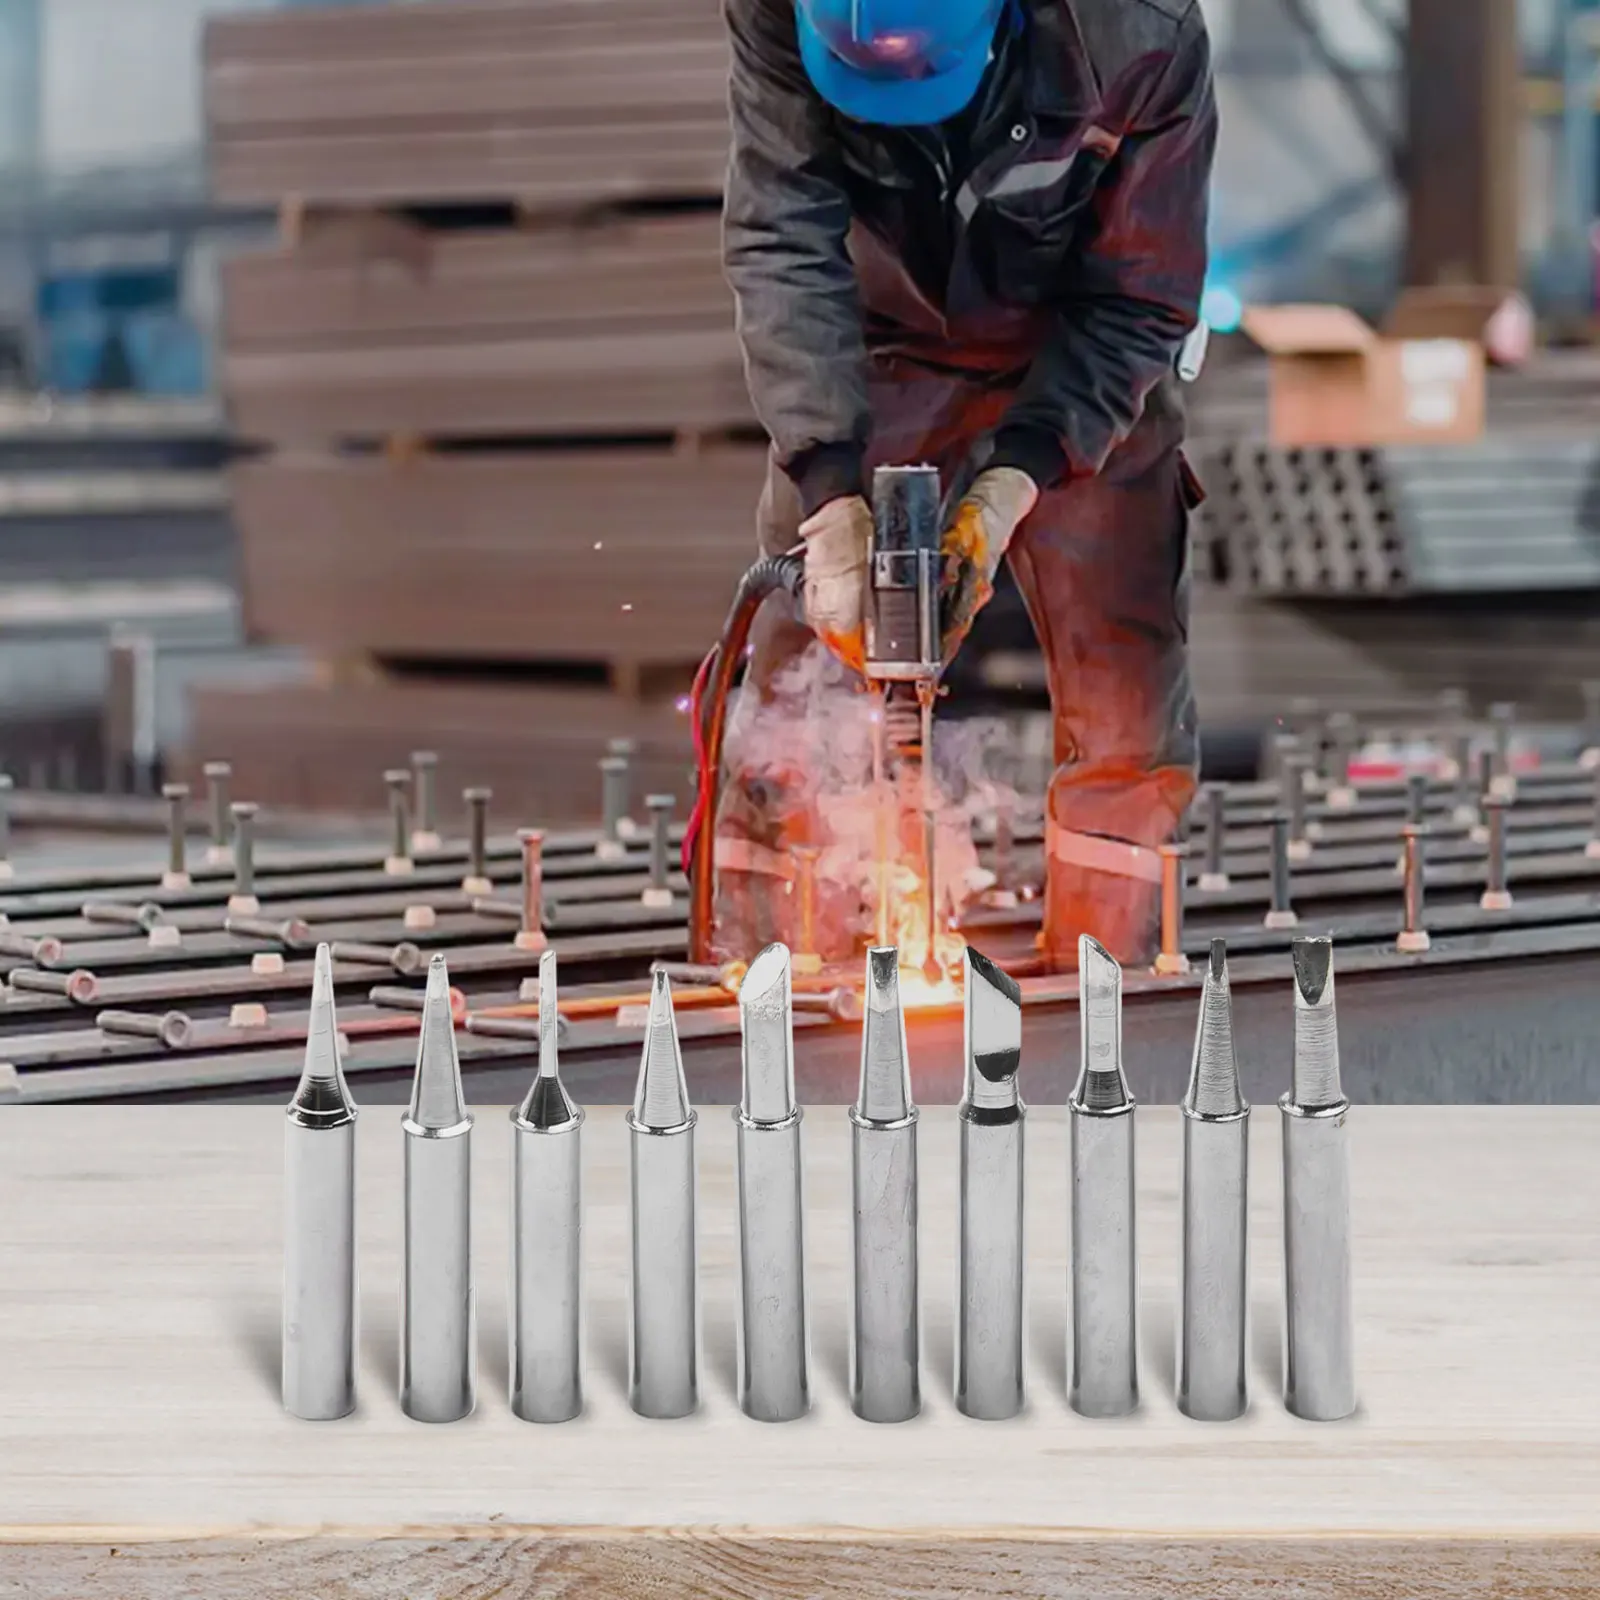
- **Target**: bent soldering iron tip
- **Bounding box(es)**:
[963,944,1022,1113]
[1075,935,1129,1112]
[739,942,797,1124]
[1186,939,1245,1118]
[518,948,578,1131]
[857,947,912,1124]
[1290,936,1344,1109]
[290,943,355,1124]
[408,954,468,1132]
[635,968,692,1131]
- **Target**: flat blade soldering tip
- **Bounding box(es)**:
[289,942,355,1122]
[517,948,577,1131]
[1074,935,1129,1112]
[1186,938,1244,1118]
[1290,936,1343,1109]
[407,953,467,1131]
[634,968,692,1131]
[963,944,1022,1113]
[857,946,912,1124]
[739,942,797,1124]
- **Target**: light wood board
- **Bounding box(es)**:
[0,1106,1596,1596]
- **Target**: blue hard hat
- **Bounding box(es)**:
[795,0,1004,126]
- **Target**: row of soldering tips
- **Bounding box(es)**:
[283,933,1355,1428]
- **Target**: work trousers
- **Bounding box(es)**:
[712,360,1199,970]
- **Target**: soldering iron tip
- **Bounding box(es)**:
[1074,936,1129,1112]
[634,968,692,1131]
[516,949,578,1131]
[289,942,355,1123]
[739,942,797,1124]
[963,944,1022,1112]
[1186,937,1244,1118]
[1290,936,1344,1109]
[857,946,913,1124]
[407,953,468,1132]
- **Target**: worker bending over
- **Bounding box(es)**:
[714,0,1216,969]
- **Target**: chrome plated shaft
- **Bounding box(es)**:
[735,943,809,1421]
[510,948,583,1423]
[282,944,357,1420]
[400,954,475,1422]
[956,945,1024,1421]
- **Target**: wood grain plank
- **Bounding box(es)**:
[0,1106,1596,1556]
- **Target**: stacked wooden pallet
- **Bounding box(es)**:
[197,0,757,816]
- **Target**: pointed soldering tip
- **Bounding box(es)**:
[1074,935,1129,1112]
[516,948,578,1130]
[406,953,468,1132]
[739,942,796,1124]
[963,944,1022,1114]
[857,946,913,1124]
[1290,936,1344,1110]
[288,943,355,1124]
[1186,938,1244,1118]
[633,968,692,1131]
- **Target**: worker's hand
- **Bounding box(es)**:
[940,467,1038,665]
[799,494,873,672]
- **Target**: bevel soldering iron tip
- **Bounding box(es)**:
[518,948,578,1131]
[1186,938,1244,1118]
[739,942,797,1124]
[963,944,1022,1113]
[634,968,692,1131]
[857,946,912,1124]
[1075,935,1128,1112]
[1290,936,1343,1110]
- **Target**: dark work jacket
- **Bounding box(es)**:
[722,0,1217,516]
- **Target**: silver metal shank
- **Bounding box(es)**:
[628,1116,698,1419]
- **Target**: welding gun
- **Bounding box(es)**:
[685,462,949,974]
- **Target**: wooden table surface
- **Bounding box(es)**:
[0,1105,1596,1598]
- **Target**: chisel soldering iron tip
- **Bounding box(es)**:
[739,942,796,1124]
[635,968,692,1131]
[857,947,912,1124]
[963,944,1022,1113]
[407,953,466,1131]
[518,948,578,1131]
[1075,935,1128,1112]
[1290,936,1343,1109]
[1186,938,1244,1118]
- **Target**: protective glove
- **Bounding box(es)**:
[799,493,873,672]
[939,467,1039,665]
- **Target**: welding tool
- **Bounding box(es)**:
[1178,939,1249,1422]
[1282,937,1356,1422]
[282,945,357,1421]
[1069,935,1138,1417]
[956,944,1024,1421]
[685,463,949,975]
[735,943,810,1421]
[510,948,583,1423]
[628,968,698,1418]
[850,947,920,1423]
[401,954,475,1423]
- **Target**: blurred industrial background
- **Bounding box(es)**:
[6,0,1600,1104]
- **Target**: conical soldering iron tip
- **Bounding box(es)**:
[739,942,796,1124]
[963,944,1022,1113]
[407,953,468,1132]
[634,968,692,1131]
[289,942,355,1123]
[1074,935,1129,1112]
[857,946,913,1124]
[1186,937,1244,1118]
[1290,936,1343,1109]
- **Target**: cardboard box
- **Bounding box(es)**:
[1242,304,1486,447]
